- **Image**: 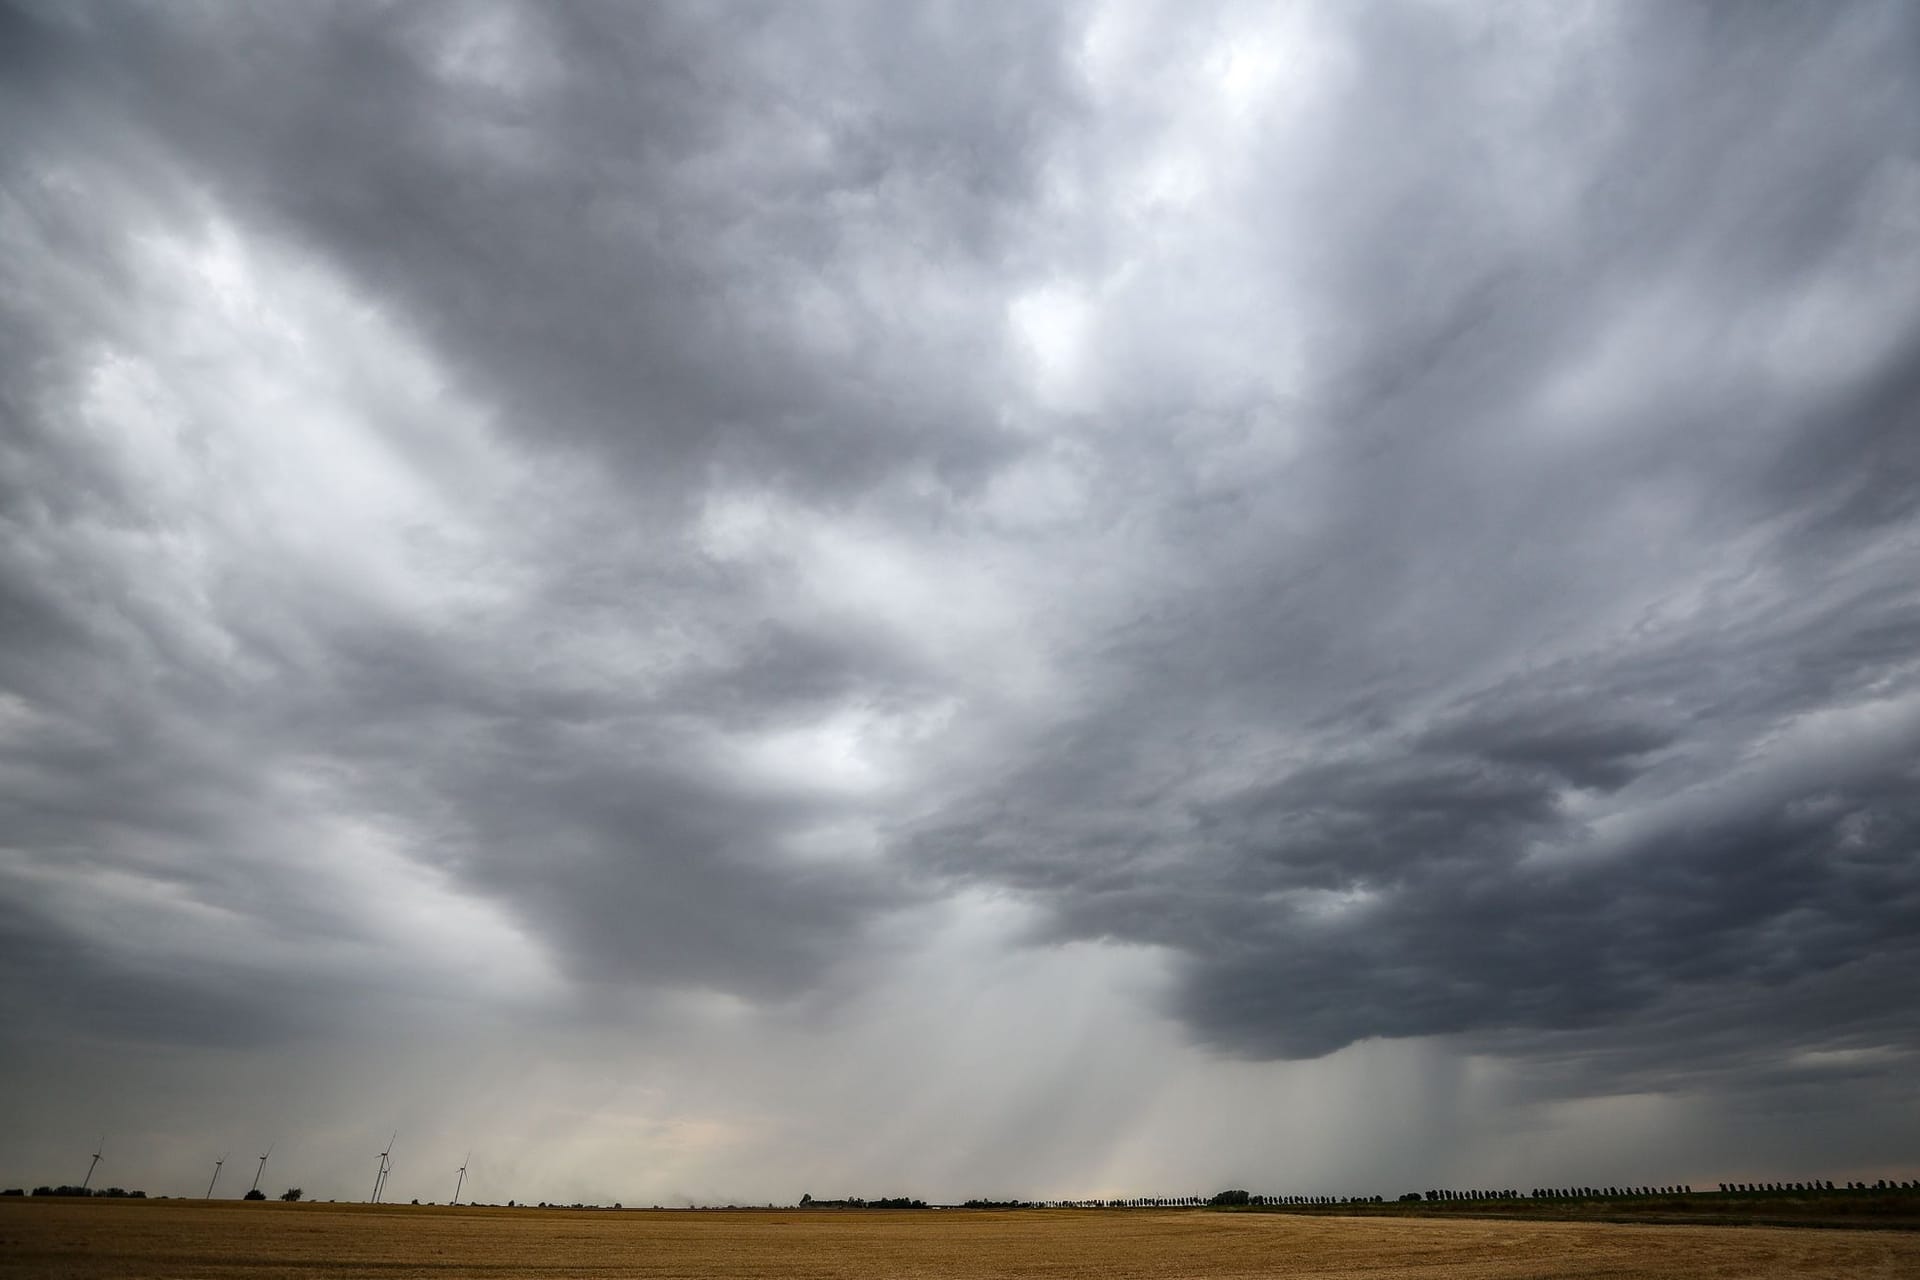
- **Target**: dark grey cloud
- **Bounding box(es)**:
[900,0,1920,1083]
[2,0,1026,1032]
[81,0,1077,505]
[3,0,1919,1198]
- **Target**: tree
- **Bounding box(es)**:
[244,1189,266,1201]
[281,1188,303,1202]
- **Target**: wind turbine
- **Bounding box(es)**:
[82,1137,105,1193]
[371,1133,396,1203]
[453,1151,469,1206]
[250,1144,274,1195]
[206,1153,227,1199]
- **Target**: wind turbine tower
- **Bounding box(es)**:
[371,1133,396,1203]
[250,1144,274,1195]
[81,1138,104,1193]
[453,1151,469,1206]
[206,1153,227,1200]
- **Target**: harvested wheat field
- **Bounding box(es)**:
[3,1201,1918,1279]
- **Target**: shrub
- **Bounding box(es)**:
[244,1189,266,1201]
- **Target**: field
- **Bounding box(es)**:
[5,1201,1920,1279]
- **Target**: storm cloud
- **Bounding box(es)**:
[2,0,1918,1201]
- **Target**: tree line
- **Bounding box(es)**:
[797,1194,927,1209]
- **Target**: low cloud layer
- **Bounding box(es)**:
[3,0,1918,1200]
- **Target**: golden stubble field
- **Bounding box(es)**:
[3,1200,1917,1279]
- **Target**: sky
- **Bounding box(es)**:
[2,0,1918,1207]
